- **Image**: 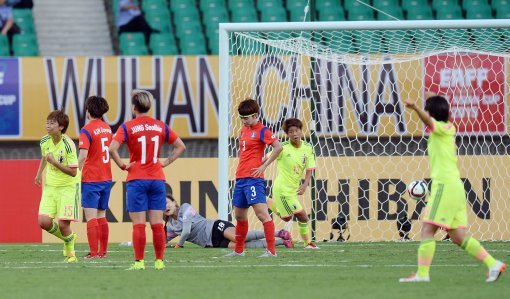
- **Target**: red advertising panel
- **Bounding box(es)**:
[0,160,42,242]
[424,54,506,134]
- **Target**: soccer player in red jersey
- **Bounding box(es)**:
[109,90,186,270]
[78,96,113,259]
[225,99,282,257]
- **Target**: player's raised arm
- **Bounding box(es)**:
[404,99,434,128]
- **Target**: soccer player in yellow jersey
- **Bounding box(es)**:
[35,109,80,263]
[400,95,506,282]
[267,118,318,249]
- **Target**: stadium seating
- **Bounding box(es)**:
[180,34,207,55]
[119,32,148,55]
[406,6,433,20]
[141,0,167,14]
[329,32,357,54]
[231,6,258,22]
[442,29,472,48]
[12,33,38,56]
[288,1,309,22]
[12,9,35,34]
[496,5,510,18]
[465,5,493,19]
[150,33,178,55]
[318,9,345,21]
[260,5,287,22]
[435,5,464,20]
[385,31,414,53]
[472,29,505,52]
[170,0,195,12]
[347,5,375,21]
[257,0,283,11]
[412,29,442,49]
[145,10,172,33]
[432,0,458,11]
[0,35,10,56]
[402,0,429,12]
[106,0,503,55]
[377,6,404,20]
[463,0,490,11]
[493,0,510,10]
[199,0,225,11]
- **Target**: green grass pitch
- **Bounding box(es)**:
[0,241,508,299]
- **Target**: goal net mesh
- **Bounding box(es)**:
[224,24,510,242]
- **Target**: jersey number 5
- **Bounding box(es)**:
[137,135,159,164]
[101,137,110,163]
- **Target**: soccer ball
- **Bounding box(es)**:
[407,180,428,200]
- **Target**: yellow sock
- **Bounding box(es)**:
[461,236,497,268]
[298,222,310,244]
[47,222,65,241]
[417,239,435,278]
[62,232,75,243]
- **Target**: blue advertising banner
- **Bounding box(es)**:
[0,58,21,138]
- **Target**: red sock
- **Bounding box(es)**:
[263,220,276,255]
[235,219,248,254]
[86,218,99,255]
[151,223,165,260]
[97,217,109,254]
[132,224,146,261]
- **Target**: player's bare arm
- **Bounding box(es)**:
[34,157,47,186]
[78,149,88,171]
[45,153,77,177]
[252,139,282,177]
[161,137,186,168]
[297,169,313,195]
[404,99,434,128]
[109,140,133,170]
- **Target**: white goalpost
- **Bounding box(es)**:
[218,19,510,242]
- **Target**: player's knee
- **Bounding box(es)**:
[296,213,308,223]
[38,218,52,230]
[281,217,291,222]
[255,211,271,222]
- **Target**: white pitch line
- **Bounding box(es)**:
[0,263,483,270]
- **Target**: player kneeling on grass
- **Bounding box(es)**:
[265,118,318,249]
[164,193,293,249]
[400,95,506,283]
[35,109,80,263]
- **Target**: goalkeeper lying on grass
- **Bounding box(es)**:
[164,193,293,249]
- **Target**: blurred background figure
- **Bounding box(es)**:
[117,0,158,46]
[0,0,20,54]
[8,0,33,9]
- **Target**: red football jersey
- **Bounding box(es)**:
[79,119,113,182]
[236,122,277,179]
[113,116,178,181]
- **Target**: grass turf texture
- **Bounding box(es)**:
[0,241,508,299]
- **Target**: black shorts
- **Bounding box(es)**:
[210,220,235,248]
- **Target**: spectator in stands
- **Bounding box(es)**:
[7,0,33,9]
[117,0,158,46]
[0,0,20,54]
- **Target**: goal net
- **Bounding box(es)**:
[218,20,510,242]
